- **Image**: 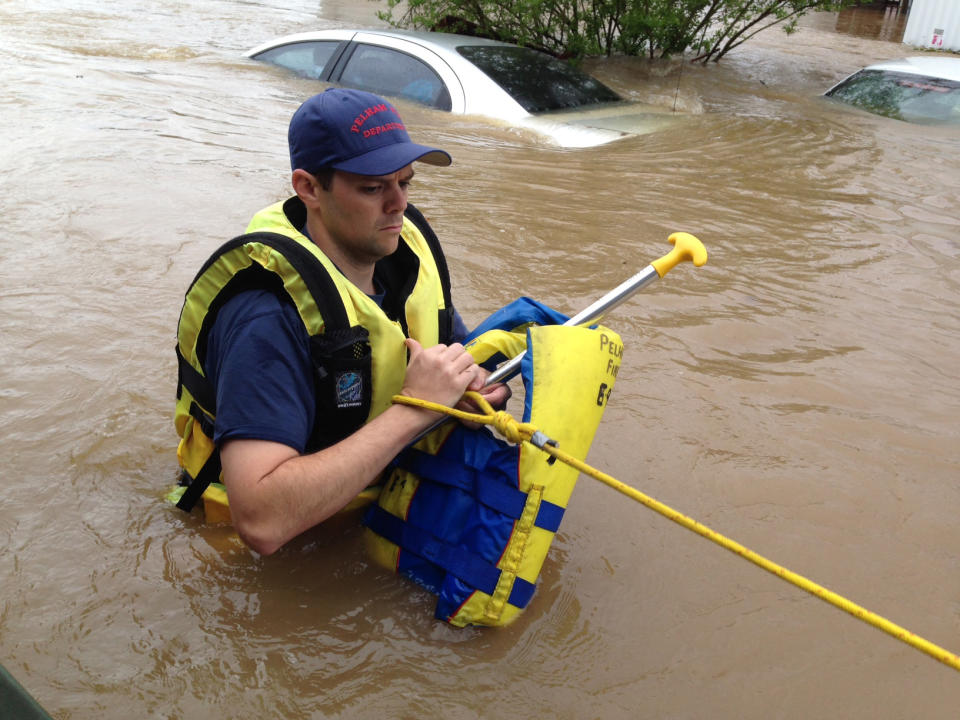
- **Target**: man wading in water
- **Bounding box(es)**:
[174,88,508,554]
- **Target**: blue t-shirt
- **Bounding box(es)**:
[205,289,468,452]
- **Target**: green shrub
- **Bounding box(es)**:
[378,0,869,62]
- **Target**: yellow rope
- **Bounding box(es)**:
[393,391,960,673]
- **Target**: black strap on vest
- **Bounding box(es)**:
[405,203,455,343]
[175,402,221,512]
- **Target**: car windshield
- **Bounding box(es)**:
[457,45,621,113]
[826,69,960,124]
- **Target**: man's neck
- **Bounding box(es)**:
[304,215,377,294]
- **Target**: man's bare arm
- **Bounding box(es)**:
[221,340,497,555]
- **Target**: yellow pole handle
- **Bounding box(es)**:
[650,232,708,278]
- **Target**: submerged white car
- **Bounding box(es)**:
[825,56,960,125]
[245,29,681,147]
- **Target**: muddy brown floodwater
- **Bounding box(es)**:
[2,1,959,718]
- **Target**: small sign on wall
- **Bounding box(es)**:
[903,0,959,52]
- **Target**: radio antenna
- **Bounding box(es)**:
[672,56,684,112]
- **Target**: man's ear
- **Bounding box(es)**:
[292,169,321,208]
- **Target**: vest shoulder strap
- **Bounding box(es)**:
[404,203,452,311]
[404,203,455,343]
[195,230,351,333]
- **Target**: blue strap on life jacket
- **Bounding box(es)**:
[363,505,537,610]
[392,447,565,533]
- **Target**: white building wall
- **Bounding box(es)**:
[903,0,960,52]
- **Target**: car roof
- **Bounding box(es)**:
[349,28,517,51]
[244,28,517,59]
[861,56,960,83]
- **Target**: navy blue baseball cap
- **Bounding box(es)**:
[288,88,451,176]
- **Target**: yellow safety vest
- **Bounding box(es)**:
[173,197,453,513]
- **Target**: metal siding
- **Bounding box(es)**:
[903,0,960,52]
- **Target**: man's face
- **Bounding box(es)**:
[313,165,413,266]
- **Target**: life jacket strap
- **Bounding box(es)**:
[176,401,220,512]
[393,448,565,533]
[364,505,537,609]
[175,344,216,412]
[176,455,221,513]
[404,203,452,314]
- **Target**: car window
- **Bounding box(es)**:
[251,41,342,80]
[457,45,620,114]
[826,69,960,124]
[337,44,452,111]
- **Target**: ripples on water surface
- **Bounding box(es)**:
[1,1,959,717]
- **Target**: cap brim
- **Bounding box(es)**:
[332,143,452,176]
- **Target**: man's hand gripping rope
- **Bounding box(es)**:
[393,390,553,450]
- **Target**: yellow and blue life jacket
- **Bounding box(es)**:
[174,197,454,513]
[364,298,623,627]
